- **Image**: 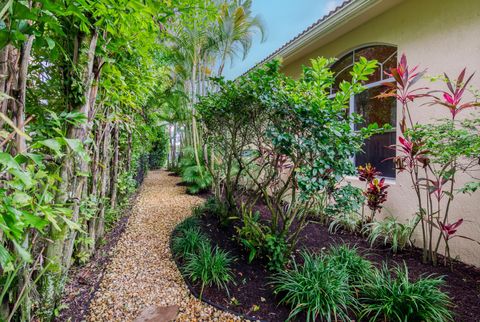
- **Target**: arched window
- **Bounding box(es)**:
[331,45,397,178]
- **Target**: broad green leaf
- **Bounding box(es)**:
[0,152,19,169]
[37,138,63,154]
[0,244,12,269]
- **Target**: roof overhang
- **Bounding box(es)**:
[249,0,404,72]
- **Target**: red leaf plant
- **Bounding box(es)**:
[387,136,430,172]
[364,178,389,222]
[376,53,429,132]
[376,53,480,266]
[428,68,480,119]
[357,163,381,182]
[439,218,463,240]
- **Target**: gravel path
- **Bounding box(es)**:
[87,170,242,321]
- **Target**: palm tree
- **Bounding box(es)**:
[214,0,265,76]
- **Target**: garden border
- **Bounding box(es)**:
[170,220,267,322]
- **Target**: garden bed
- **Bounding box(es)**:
[174,204,480,322]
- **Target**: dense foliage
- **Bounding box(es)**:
[197,57,389,268]
[0,0,256,319]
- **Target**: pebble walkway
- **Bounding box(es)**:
[87,170,242,321]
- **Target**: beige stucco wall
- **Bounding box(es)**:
[281,0,480,266]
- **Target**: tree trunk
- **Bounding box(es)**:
[110,122,119,209]
[96,121,112,241]
[40,30,99,319]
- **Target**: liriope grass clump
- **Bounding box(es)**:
[183,242,234,298]
[271,251,355,322]
[326,244,373,285]
[359,263,453,322]
[270,244,453,322]
[172,226,209,259]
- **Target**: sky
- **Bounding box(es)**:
[223,0,345,80]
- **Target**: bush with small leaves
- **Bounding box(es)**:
[183,243,234,298]
[359,263,453,322]
[271,251,355,322]
[172,227,209,258]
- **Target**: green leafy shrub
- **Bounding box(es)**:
[364,216,414,252]
[183,243,234,298]
[236,206,289,270]
[179,147,212,194]
[327,184,364,233]
[264,233,289,271]
[236,210,265,263]
[359,264,453,322]
[326,244,372,285]
[172,227,209,258]
[271,251,354,322]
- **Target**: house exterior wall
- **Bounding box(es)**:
[280,0,480,266]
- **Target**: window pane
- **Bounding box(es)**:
[354,86,396,178]
[331,45,397,90]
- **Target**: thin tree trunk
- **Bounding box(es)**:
[96,122,112,240]
[110,122,119,209]
[41,30,99,319]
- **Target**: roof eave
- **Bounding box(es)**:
[276,0,381,64]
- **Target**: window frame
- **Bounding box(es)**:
[329,45,398,180]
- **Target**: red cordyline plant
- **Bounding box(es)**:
[379,54,480,266]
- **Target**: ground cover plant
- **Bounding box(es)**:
[183,243,234,299]
[271,251,354,322]
[172,198,479,321]
[359,264,453,322]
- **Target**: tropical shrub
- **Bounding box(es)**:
[200,57,389,261]
[325,184,365,219]
[359,263,453,322]
[183,243,234,298]
[327,184,365,233]
[364,216,414,252]
[236,207,267,263]
[179,147,212,194]
[271,251,355,322]
[378,54,480,265]
[172,227,209,258]
[236,205,289,270]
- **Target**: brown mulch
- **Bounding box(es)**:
[185,202,480,322]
